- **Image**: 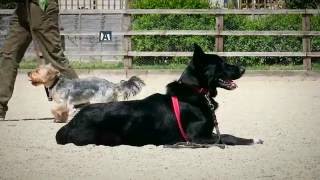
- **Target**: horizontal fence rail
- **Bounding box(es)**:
[0,9,320,70]
[58,0,126,10]
[63,51,320,57]
[58,9,320,15]
[3,9,319,15]
[61,30,320,36]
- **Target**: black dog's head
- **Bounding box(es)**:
[179,44,245,97]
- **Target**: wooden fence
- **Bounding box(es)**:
[59,9,320,70]
[58,0,126,10]
[1,9,320,70]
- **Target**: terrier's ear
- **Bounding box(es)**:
[46,63,53,68]
[56,70,61,76]
[52,67,60,76]
[47,63,60,76]
[38,64,45,69]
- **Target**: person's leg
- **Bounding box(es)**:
[0,3,32,119]
[29,0,78,79]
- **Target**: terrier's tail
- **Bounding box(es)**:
[117,76,145,100]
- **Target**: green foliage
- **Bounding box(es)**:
[19,60,123,69]
[312,37,320,51]
[225,36,302,66]
[311,15,320,31]
[311,15,320,51]
[132,14,215,30]
[224,14,303,66]
[132,10,311,66]
[224,14,301,30]
[131,0,215,67]
[130,0,320,67]
[69,61,123,69]
[130,0,210,9]
[0,0,16,8]
[284,0,320,8]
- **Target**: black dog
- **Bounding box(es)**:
[56,44,263,147]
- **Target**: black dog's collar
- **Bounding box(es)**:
[193,87,209,95]
[177,80,210,96]
[48,76,60,90]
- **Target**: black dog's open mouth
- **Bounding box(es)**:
[218,79,237,90]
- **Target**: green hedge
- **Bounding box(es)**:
[130,0,320,67]
[224,14,302,65]
[131,0,215,66]
[0,0,16,8]
[130,0,210,9]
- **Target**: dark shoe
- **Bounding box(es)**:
[0,112,5,120]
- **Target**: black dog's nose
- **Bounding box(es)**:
[239,66,246,74]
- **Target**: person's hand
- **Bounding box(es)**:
[39,0,48,11]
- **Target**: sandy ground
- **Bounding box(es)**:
[0,71,320,180]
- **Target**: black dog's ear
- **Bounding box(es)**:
[192,44,205,66]
[193,44,204,56]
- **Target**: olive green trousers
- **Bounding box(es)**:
[0,0,78,115]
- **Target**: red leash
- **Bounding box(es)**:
[171,96,189,142]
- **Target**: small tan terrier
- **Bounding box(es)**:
[28,64,145,123]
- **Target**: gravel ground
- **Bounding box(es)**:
[0,71,319,180]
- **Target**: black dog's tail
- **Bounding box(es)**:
[117,76,145,100]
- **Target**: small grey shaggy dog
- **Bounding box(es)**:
[28,64,145,123]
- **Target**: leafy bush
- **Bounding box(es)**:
[224,14,303,65]
[130,0,210,9]
[0,0,16,8]
[224,14,301,30]
[131,0,215,67]
[285,0,320,8]
[130,0,319,67]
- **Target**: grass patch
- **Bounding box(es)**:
[20,61,38,69]
[19,60,123,69]
[70,61,123,69]
[246,64,305,71]
[132,64,187,69]
[312,62,320,72]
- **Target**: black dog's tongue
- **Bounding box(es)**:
[218,79,238,90]
[227,80,238,90]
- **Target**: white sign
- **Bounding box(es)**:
[99,31,112,41]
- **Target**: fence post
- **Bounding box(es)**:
[215,15,224,53]
[61,35,66,51]
[302,13,312,71]
[78,13,82,61]
[122,0,132,76]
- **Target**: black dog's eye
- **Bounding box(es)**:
[204,65,216,77]
[216,61,225,70]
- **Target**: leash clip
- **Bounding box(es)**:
[204,93,215,111]
[204,93,221,144]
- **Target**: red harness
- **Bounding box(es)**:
[171,96,189,142]
[171,87,211,142]
[171,86,221,145]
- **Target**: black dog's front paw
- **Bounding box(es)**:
[253,139,264,144]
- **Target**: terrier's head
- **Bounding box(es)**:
[27,64,60,87]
